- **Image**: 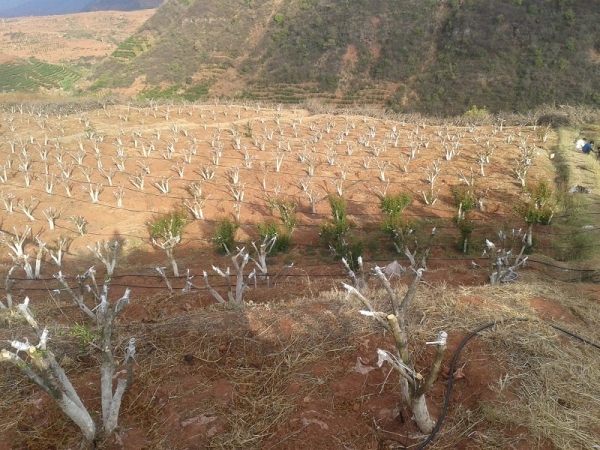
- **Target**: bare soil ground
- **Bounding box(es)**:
[0,10,153,65]
[0,102,598,449]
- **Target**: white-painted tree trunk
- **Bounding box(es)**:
[55,394,96,442]
[527,222,533,247]
[411,394,435,434]
[399,377,410,404]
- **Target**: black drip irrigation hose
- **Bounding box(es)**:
[408,318,600,450]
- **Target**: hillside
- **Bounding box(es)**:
[82,0,163,12]
[91,0,600,114]
[0,9,154,79]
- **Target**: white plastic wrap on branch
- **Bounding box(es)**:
[212,266,228,278]
[376,348,418,379]
[37,328,49,350]
[10,339,32,354]
[341,282,358,296]
[426,331,448,346]
[125,338,136,361]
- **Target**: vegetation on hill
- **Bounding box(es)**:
[0,58,81,92]
[89,0,600,114]
[111,35,153,61]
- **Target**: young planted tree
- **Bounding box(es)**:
[379,192,422,259]
[149,209,188,277]
[1,267,16,308]
[47,236,71,268]
[87,240,121,277]
[452,185,476,254]
[485,229,528,284]
[204,247,256,303]
[421,159,441,205]
[249,236,294,289]
[513,140,535,188]
[2,260,135,444]
[1,226,43,280]
[0,299,97,441]
[343,237,445,434]
[515,179,555,248]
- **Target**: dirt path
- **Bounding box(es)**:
[530,126,600,280]
[557,126,600,220]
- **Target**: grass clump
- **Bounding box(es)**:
[543,126,600,261]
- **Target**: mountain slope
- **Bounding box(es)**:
[82,0,163,12]
[91,0,600,114]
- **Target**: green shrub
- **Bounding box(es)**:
[564,8,575,25]
[451,186,476,213]
[257,220,291,253]
[69,323,99,353]
[214,218,239,255]
[518,179,555,225]
[555,232,595,261]
[380,192,412,215]
[454,215,475,253]
[463,105,491,123]
[269,198,297,233]
[148,209,188,241]
[320,195,362,268]
[380,192,414,253]
[382,212,411,233]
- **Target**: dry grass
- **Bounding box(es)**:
[1,272,599,449]
[416,280,600,449]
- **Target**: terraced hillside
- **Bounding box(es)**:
[91,0,600,114]
[0,58,80,92]
[0,9,153,94]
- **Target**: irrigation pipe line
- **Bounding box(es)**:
[410,317,600,450]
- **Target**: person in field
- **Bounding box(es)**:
[582,140,594,154]
[575,137,586,151]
